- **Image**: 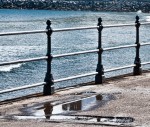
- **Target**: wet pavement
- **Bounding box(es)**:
[0,94,134,126]
[0,71,150,127]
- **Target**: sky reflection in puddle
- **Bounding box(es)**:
[28,94,104,118]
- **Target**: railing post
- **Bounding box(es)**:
[43,20,54,95]
[133,16,142,75]
[95,17,105,84]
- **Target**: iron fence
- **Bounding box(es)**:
[0,16,150,96]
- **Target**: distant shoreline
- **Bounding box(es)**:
[0,0,150,13]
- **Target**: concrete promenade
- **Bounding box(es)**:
[0,71,150,127]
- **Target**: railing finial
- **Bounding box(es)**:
[135,15,139,23]
[46,20,51,28]
[46,20,52,35]
[98,17,102,26]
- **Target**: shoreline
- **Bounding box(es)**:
[0,0,150,13]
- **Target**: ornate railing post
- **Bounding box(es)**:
[133,16,142,75]
[95,17,105,84]
[43,20,54,95]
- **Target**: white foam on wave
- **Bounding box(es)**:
[0,64,22,72]
[137,10,142,14]
[145,16,150,22]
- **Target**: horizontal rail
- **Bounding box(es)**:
[53,49,98,58]
[0,22,149,36]
[140,22,150,25]
[103,44,136,51]
[104,64,136,73]
[103,22,150,28]
[103,23,135,28]
[52,22,150,32]
[53,26,98,32]
[0,30,47,36]
[0,56,47,66]
[141,62,150,65]
[0,22,149,37]
[0,82,46,94]
[140,42,150,46]
[54,72,98,83]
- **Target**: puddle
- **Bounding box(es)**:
[20,94,113,118]
[0,93,134,125]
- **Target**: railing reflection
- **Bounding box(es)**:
[62,94,103,111]
[44,103,53,119]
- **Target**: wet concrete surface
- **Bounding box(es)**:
[0,94,134,126]
[19,94,113,116]
[1,94,115,119]
[0,72,150,127]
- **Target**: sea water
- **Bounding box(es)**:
[0,9,150,100]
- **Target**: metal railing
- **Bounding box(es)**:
[0,16,150,96]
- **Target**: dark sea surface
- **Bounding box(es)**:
[0,9,150,100]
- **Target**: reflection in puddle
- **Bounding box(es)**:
[2,94,134,125]
[1,93,134,125]
[28,94,105,119]
[62,94,103,111]
[44,103,53,119]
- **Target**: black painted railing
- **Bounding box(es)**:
[0,16,150,97]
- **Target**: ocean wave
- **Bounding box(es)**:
[0,64,22,72]
[145,16,150,22]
